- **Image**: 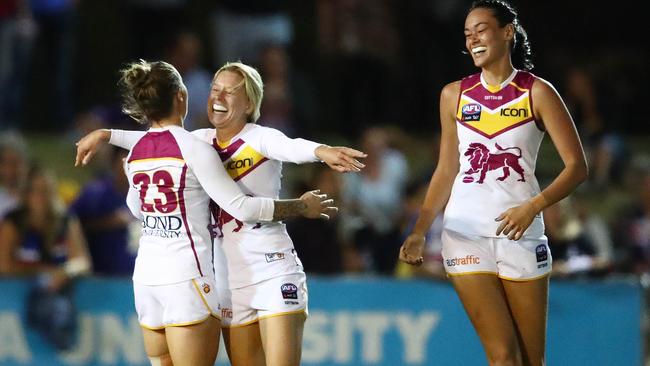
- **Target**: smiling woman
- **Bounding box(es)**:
[399,1,588,365]
[208,63,263,134]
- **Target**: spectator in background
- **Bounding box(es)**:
[287,165,344,274]
[0,165,91,350]
[257,43,318,137]
[0,164,90,283]
[257,44,294,135]
[564,67,628,187]
[210,0,292,66]
[165,30,212,131]
[614,169,650,274]
[341,126,408,274]
[544,194,613,278]
[0,131,28,220]
[70,146,138,276]
[0,0,36,129]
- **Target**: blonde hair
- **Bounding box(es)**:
[214,62,264,123]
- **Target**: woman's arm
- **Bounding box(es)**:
[400,81,461,265]
[75,129,145,166]
[60,216,92,278]
[259,128,367,173]
[495,77,588,240]
[43,215,92,292]
[530,78,589,208]
[189,140,336,222]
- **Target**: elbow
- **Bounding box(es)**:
[570,160,589,185]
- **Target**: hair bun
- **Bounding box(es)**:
[118,60,181,125]
[124,60,152,90]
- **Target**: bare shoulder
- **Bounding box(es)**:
[440,80,461,116]
[531,76,561,101]
[440,80,461,101]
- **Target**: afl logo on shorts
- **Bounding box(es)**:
[202,283,211,294]
[535,244,548,262]
[281,283,298,299]
[461,103,482,122]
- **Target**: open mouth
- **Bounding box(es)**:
[212,103,227,113]
[472,46,487,55]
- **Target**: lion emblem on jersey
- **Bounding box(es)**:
[217,209,244,236]
[208,200,244,238]
[463,143,525,184]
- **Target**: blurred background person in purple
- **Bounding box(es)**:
[69,146,138,277]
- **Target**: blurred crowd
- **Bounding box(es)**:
[1,0,648,286]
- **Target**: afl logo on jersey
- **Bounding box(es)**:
[202,283,211,293]
[461,103,482,121]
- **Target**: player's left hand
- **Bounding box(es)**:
[495,201,538,240]
[75,129,111,167]
[315,145,367,173]
[299,189,339,220]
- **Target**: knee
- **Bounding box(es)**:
[487,344,523,366]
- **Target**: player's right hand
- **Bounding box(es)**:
[399,233,425,266]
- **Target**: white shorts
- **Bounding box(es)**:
[441,229,552,281]
[218,272,308,328]
[134,275,221,329]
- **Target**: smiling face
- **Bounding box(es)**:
[464,7,513,69]
[207,70,251,132]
